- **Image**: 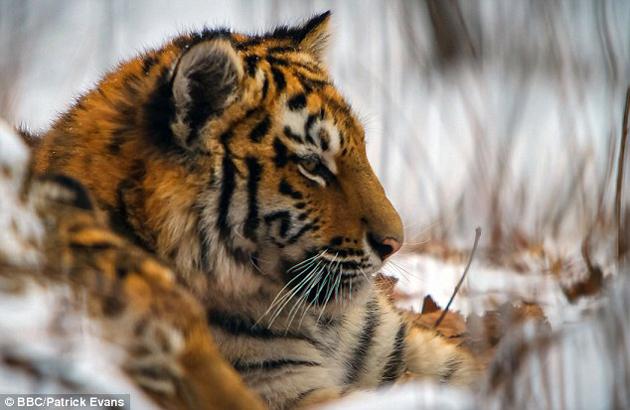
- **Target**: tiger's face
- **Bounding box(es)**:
[163,13,403,302]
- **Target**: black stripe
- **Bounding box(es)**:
[322,95,352,120]
[267,46,296,54]
[284,126,303,144]
[329,237,343,247]
[266,56,321,76]
[380,322,407,385]
[216,146,237,241]
[232,359,320,372]
[141,53,158,74]
[279,179,303,200]
[345,297,380,384]
[244,55,260,77]
[294,72,328,91]
[244,157,262,240]
[106,128,127,155]
[336,260,361,271]
[264,211,292,239]
[265,55,290,67]
[250,115,271,142]
[198,222,211,271]
[111,161,154,251]
[69,241,116,251]
[273,137,290,167]
[319,129,330,151]
[287,93,307,111]
[286,388,319,409]
[261,73,269,100]
[41,174,94,211]
[143,67,179,153]
[102,293,126,317]
[304,114,317,145]
[439,355,463,383]
[235,37,264,50]
[286,221,317,244]
[207,310,319,345]
[271,67,286,92]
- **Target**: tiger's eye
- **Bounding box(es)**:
[300,157,320,174]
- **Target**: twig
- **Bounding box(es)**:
[615,87,630,260]
[434,227,482,329]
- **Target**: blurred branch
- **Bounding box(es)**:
[434,227,481,329]
[0,1,27,120]
[616,87,630,260]
[425,0,477,65]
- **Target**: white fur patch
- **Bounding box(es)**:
[280,106,342,175]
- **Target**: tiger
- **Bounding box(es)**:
[32,11,481,409]
[0,121,263,410]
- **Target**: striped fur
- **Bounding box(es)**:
[0,123,263,409]
[33,12,480,409]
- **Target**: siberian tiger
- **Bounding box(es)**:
[33,12,480,409]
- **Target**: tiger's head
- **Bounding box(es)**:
[39,12,403,306]
[169,12,403,302]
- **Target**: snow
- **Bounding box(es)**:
[385,251,600,328]
[322,381,474,410]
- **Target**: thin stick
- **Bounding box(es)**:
[434,227,482,329]
[615,87,630,259]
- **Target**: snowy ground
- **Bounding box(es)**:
[387,250,601,328]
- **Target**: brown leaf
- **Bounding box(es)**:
[561,265,604,302]
[421,295,440,314]
[407,296,467,342]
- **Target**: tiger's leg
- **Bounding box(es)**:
[37,178,265,410]
[97,255,267,410]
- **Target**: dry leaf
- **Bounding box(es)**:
[561,265,604,302]
[406,295,467,343]
[421,295,440,314]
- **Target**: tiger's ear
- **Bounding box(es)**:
[171,39,244,149]
[290,11,332,62]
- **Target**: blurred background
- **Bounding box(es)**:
[1,0,629,250]
[1,1,630,406]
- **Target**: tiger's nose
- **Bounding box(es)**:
[367,234,402,260]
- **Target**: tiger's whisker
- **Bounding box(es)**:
[285,262,327,330]
[267,252,328,327]
[257,258,322,325]
[317,259,342,324]
[267,272,314,328]
[304,252,338,327]
[262,251,327,314]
